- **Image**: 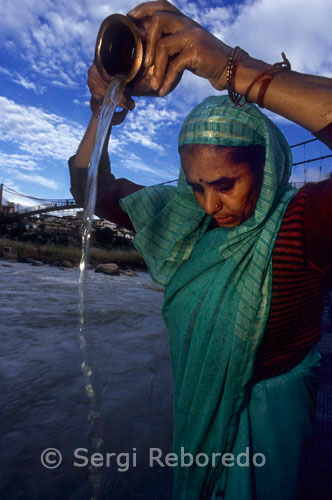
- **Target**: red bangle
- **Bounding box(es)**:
[244,52,291,108]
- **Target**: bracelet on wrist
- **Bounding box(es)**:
[244,52,291,108]
[226,46,249,107]
[226,47,291,108]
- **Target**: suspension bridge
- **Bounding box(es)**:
[0,137,331,225]
[0,184,78,224]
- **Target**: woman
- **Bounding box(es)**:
[69,2,332,499]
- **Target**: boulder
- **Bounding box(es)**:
[52,261,61,267]
[61,260,74,268]
[26,258,44,266]
[95,263,120,276]
[126,271,138,277]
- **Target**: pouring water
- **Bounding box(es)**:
[77,76,125,500]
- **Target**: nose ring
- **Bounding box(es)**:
[215,204,219,209]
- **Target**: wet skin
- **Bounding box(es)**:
[180,144,263,228]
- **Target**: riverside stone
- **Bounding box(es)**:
[126,271,138,277]
[61,260,74,268]
[26,258,44,266]
[95,263,120,276]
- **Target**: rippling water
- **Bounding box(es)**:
[0,262,173,500]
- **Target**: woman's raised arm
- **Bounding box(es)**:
[128,0,332,142]
[69,64,144,231]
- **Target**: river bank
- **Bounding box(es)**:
[0,238,146,270]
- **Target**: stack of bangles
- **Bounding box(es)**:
[226,46,291,108]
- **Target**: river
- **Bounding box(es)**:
[1,261,331,500]
[0,261,174,500]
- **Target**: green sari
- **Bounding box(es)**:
[120,97,309,499]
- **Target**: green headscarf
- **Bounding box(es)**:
[120,96,296,499]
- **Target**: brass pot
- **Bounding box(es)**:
[94,13,182,96]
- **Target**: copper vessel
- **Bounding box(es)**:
[94,13,182,96]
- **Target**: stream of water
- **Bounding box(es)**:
[78,77,125,499]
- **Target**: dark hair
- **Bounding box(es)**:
[179,144,265,181]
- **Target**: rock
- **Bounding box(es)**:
[61,260,74,268]
[52,261,61,267]
[1,263,12,268]
[95,263,120,276]
[2,246,17,259]
[26,258,44,266]
[126,271,138,277]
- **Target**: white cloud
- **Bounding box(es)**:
[0,66,42,94]
[0,0,138,88]
[0,152,40,171]
[0,152,58,195]
[120,158,173,180]
[120,99,181,152]
[0,96,85,161]
[14,172,59,190]
[73,98,90,107]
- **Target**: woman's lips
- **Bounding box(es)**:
[215,215,234,224]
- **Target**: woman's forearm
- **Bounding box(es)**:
[73,114,113,168]
[234,55,332,134]
[73,115,98,168]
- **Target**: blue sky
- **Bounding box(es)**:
[0,0,332,207]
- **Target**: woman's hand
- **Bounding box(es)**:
[87,63,135,110]
[87,62,135,125]
[127,0,232,96]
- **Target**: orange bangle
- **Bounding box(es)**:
[244,52,291,108]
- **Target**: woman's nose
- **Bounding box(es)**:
[203,191,222,215]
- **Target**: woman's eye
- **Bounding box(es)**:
[192,185,204,193]
[217,181,235,192]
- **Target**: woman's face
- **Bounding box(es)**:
[180,144,263,228]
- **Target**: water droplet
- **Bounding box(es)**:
[85,384,95,398]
